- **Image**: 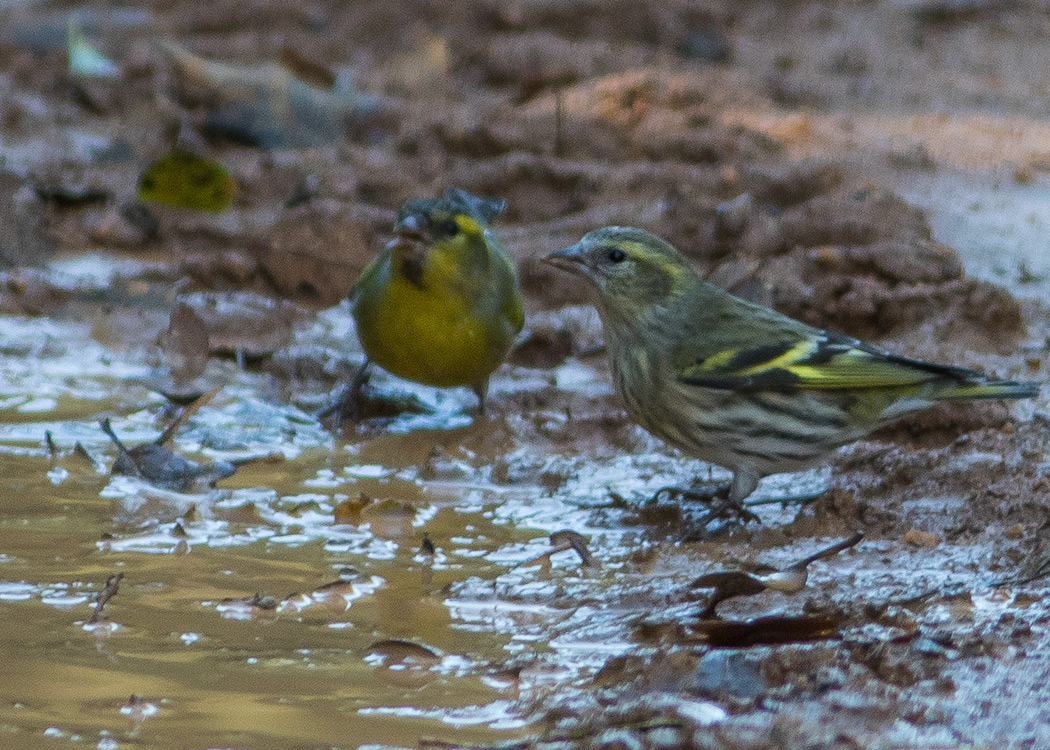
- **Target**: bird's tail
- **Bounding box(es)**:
[930,378,1040,401]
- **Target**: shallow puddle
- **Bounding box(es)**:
[0,310,638,748]
[0,288,862,749]
[900,170,1050,304]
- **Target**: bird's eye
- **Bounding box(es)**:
[438,219,460,237]
[606,247,626,263]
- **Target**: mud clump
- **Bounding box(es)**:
[0,12,1024,363]
[667,175,1025,346]
[0,171,55,269]
[254,205,384,306]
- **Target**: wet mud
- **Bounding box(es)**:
[0,1,1049,749]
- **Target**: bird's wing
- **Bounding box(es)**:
[479,230,524,332]
[677,333,979,393]
[347,249,390,307]
[495,251,524,332]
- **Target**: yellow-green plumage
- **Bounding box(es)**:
[350,189,523,407]
[547,226,1039,502]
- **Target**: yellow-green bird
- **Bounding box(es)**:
[547,226,1039,506]
[348,188,524,412]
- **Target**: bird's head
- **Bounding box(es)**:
[389,188,506,284]
[545,227,696,320]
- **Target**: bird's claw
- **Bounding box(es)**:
[652,482,762,526]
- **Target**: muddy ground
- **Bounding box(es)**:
[1,1,1049,748]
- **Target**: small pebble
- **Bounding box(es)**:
[904,528,941,548]
[1014,163,1035,185]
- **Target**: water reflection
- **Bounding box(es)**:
[0,299,665,748]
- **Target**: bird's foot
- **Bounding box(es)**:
[740,485,830,509]
[316,365,372,427]
[651,481,762,526]
[651,480,731,505]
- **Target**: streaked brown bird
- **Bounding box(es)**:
[547,226,1039,508]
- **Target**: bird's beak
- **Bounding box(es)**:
[394,213,429,244]
[544,244,587,274]
[389,213,430,259]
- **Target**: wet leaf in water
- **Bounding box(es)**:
[681,614,849,647]
[100,409,236,493]
[365,639,442,665]
[285,499,324,516]
[221,502,265,525]
[550,529,598,567]
[67,16,118,79]
[904,527,942,548]
[44,431,107,480]
[334,493,371,525]
[365,639,443,687]
[366,499,417,540]
[181,504,200,523]
[691,532,863,617]
[520,529,599,570]
[137,149,235,212]
[87,571,123,624]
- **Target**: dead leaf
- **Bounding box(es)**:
[178,291,311,358]
[681,614,849,647]
[158,302,210,382]
[691,532,863,616]
[88,572,124,624]
[365,639,442,666]
[100,405,236,492]
[334,493,371,525]
[157,40,388,148]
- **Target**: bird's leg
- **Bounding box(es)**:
[340,360,372,422]
[472,378,490,416]
[317,360,371,425]
[651,468,761,525]
[719,468,763,524]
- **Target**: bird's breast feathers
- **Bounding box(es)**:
[354,262,516,387]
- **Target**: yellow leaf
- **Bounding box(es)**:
[137,150,235,212]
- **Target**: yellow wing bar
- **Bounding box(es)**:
[680,336,974,393]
